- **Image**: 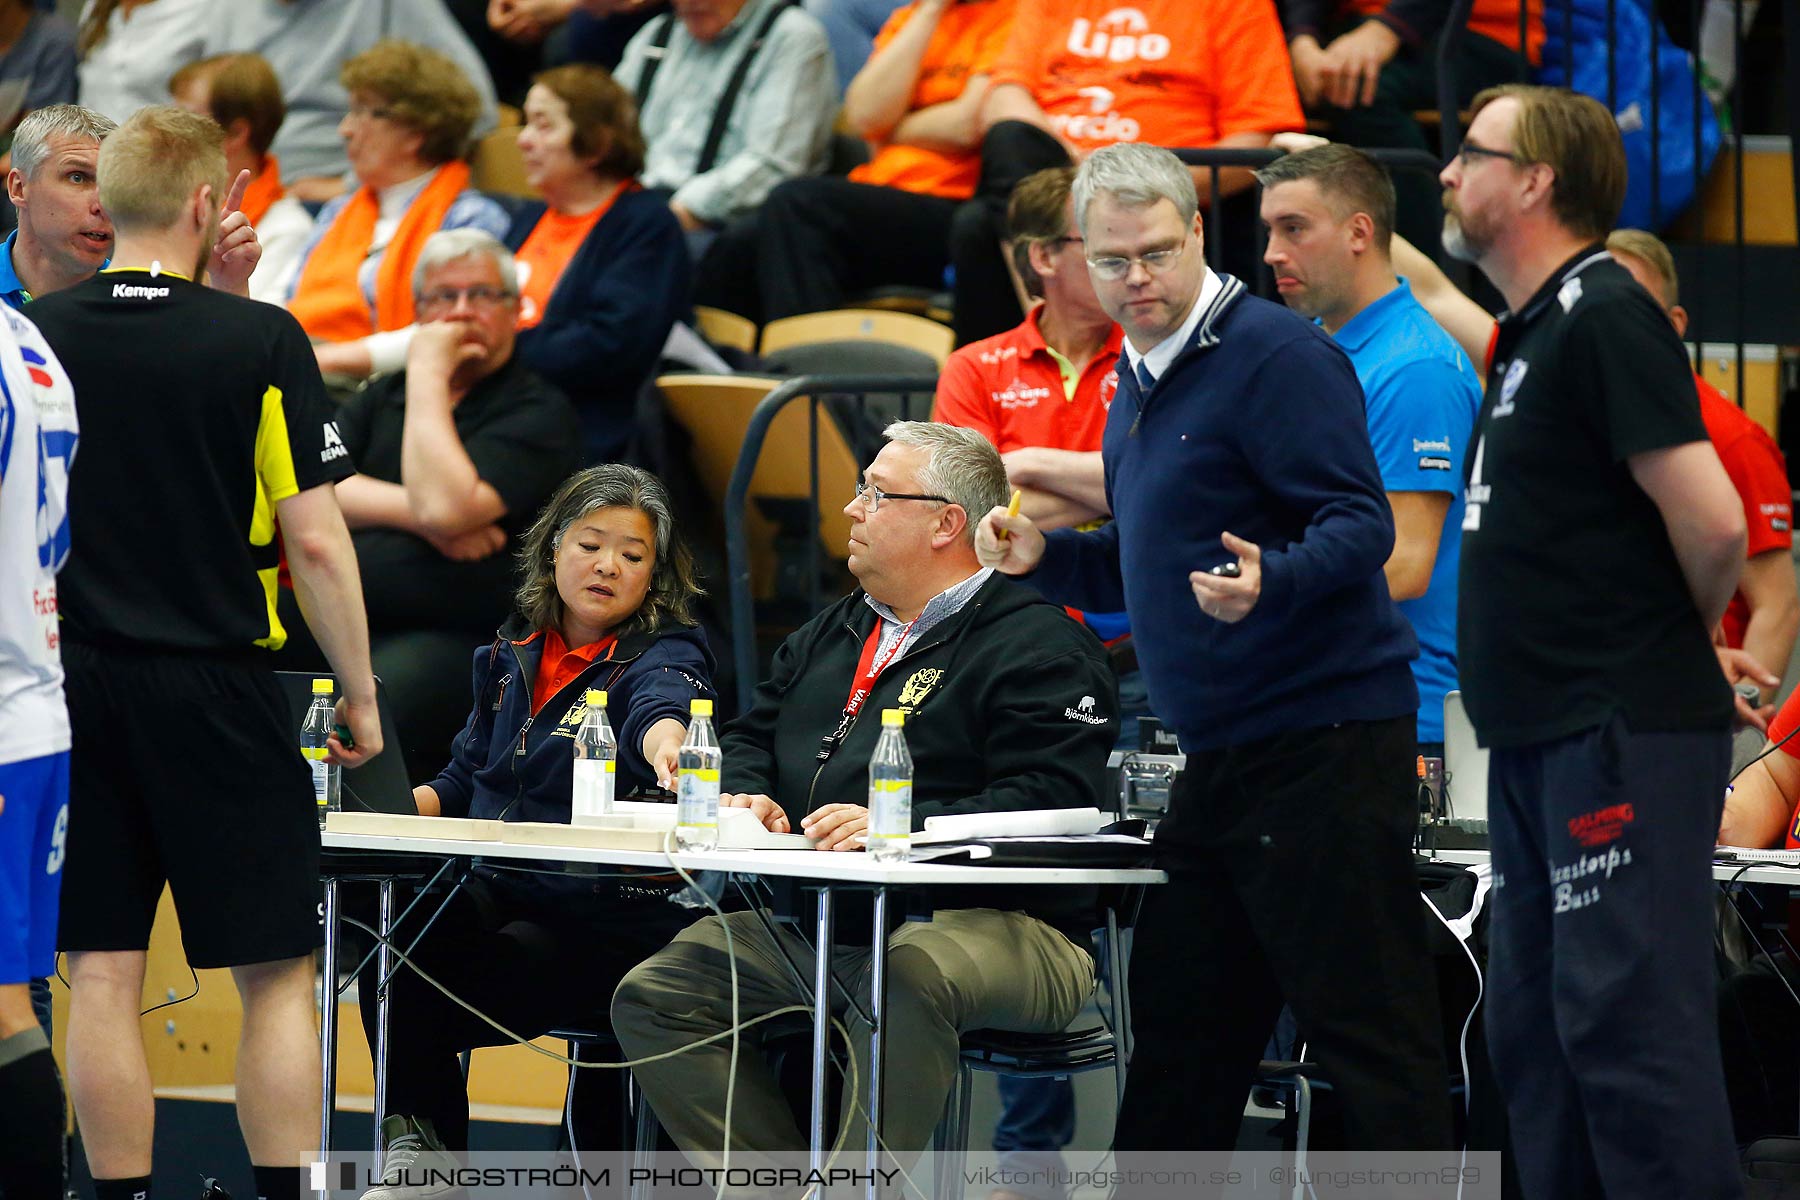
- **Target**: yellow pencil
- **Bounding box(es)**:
[999,488,1022,541]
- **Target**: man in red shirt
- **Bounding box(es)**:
[934,165,1119,529]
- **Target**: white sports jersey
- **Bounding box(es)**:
[0,305,77,764]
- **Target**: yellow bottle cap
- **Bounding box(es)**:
[586,689,607,707]
[311,678,333,695]
[691,698,714,717]
[882,708,904,726]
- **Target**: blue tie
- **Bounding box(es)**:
[1135,360,1155,395]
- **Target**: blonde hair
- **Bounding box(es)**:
[1469,84,1626,241]
[341,39,482,165]
[1605,228,1679,307]
[98,106,228,235]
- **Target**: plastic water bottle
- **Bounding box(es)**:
[572,689,616,823]
[867,708,913,863]
[676,698,720,851]
[301,678,339,828]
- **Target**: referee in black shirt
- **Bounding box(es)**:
[33,108,382,1200]
[1443,85,1747,1199]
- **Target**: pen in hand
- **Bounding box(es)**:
[997,488,1022,541]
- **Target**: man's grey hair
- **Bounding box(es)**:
[1071,142,1198,236]
[883,421,1009,545]
[412,228,518,297]
[12,104,117,181]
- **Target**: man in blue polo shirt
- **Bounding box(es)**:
[1257,144,1481,754]
[1,105,116,310]
[3,103,261,311]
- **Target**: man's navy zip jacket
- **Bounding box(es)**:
[721,572,1118,941]
[429,613,716,919]
[1032,275,1419,752]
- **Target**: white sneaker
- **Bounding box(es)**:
[359,1115,463,1199]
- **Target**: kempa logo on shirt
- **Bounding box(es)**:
[1065,694,1107,725]
[1066,8,1170,62]
[1418,456,1452,471]
[320,422,348,464]
[111,281,170,300]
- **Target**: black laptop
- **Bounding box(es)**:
[274,672,416,815]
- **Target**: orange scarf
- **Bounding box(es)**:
[241,156,285,226]
[289,161,472,342]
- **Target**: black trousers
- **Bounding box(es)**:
[1486,717,1742,1200]
[948,121,1072,347]
[1114,715,1453,1156]
[355,876,693,1150]
[695,177,961,325]
[1313,24,1528,254]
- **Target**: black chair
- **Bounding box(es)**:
[457,1026,661,1200]
[930,886,1142,1199]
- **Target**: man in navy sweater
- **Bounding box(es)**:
[977,141,1451,1154]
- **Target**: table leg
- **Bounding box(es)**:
[810,888,834,1170]
[373,878,395,1164]
[867,887,889,1191]
[320,877,339,1158]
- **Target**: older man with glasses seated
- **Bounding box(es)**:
[275,228,580,783]
[612,420,1116,1169]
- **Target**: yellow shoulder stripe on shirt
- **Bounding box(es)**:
[251,384,299,650]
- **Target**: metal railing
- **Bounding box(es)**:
[722,374,939,714]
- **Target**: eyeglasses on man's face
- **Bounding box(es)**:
[1086,239,1187,282]
[851,480,951,513]
[416,284,516,313]
[1454,139,1525,168]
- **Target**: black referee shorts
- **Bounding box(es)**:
[57,642,321,969]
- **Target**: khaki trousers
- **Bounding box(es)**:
[611,906,1094,1160]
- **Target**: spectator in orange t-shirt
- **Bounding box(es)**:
[950,0,1304,345]
[503,63,689,464]
[693,0,1013,324]
[1280,0,1542,254]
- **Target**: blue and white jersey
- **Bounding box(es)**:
[0,304,77,765]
